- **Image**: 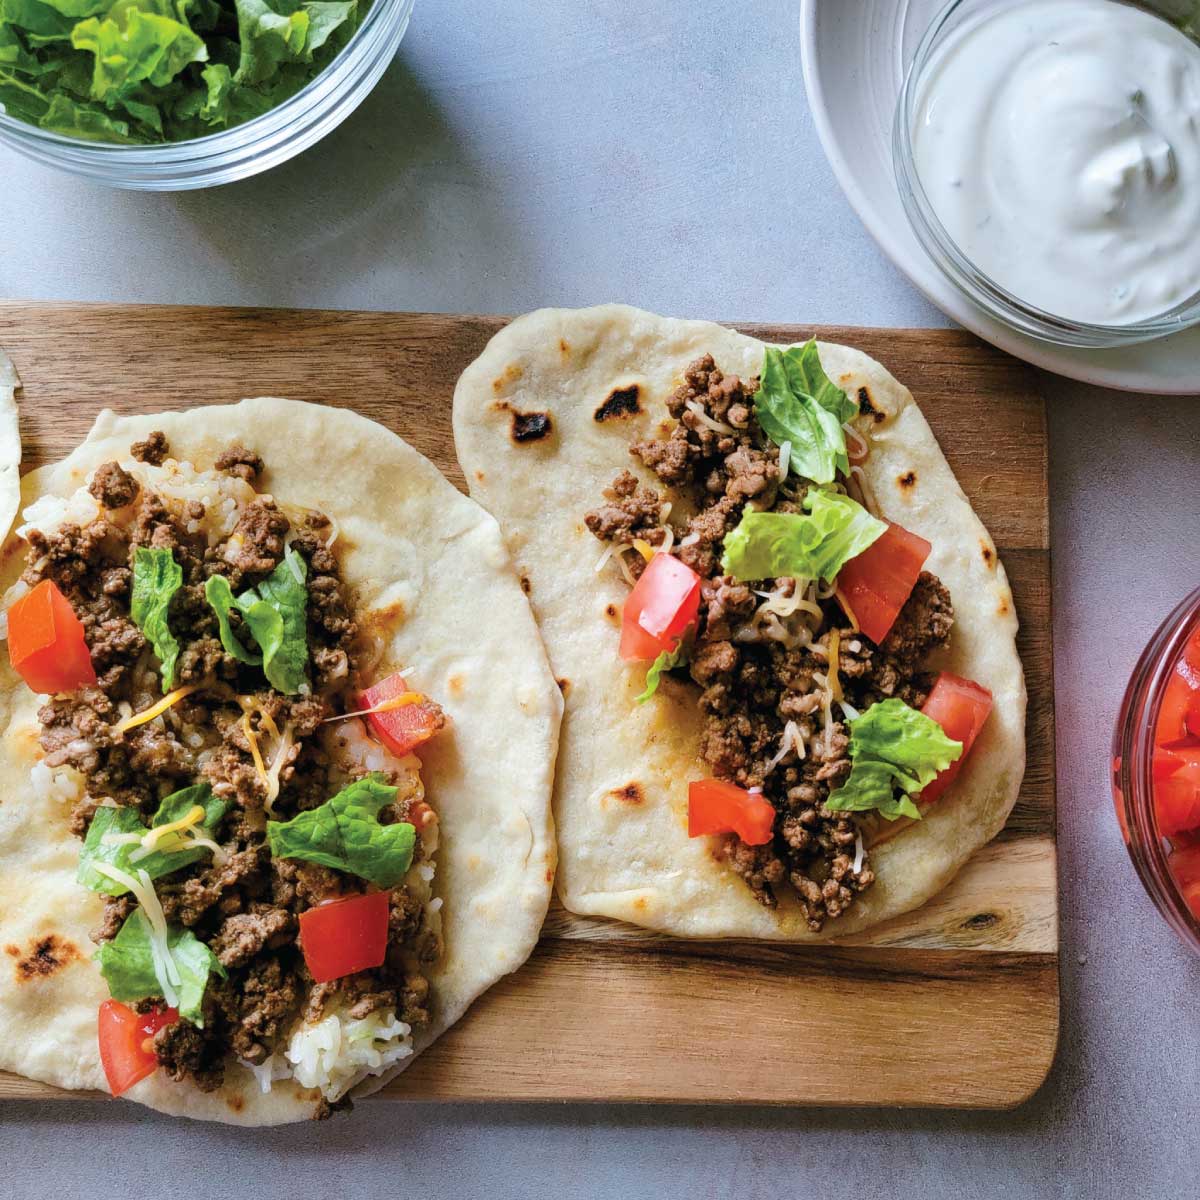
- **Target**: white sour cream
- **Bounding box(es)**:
[911,0,1200,325]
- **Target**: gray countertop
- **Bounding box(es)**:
[0,2,1197,1196]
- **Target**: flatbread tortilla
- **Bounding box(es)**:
[0,352,21,545]
[0,397,561,1123]
[453,305,1025,940]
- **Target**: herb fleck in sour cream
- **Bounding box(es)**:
[911,0,1200,325]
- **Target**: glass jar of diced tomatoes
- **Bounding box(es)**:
[1112,586,1200,957]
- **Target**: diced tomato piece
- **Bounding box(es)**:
[918,672,993,805]
[619,553,701,662]
[1155,744,1200,838]
[1156,665,1198,747]
[835,521,931,646]
[299,891,390,983]
[687,779,776,845]
[97,1000,177,1098]
[360,672,444,758]
[1167,842,1200,922]
[1185,693,1200,741]
[7,579,97,694]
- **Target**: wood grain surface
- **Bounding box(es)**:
[0,302,1058,1109]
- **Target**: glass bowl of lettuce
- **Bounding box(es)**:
[0,0,414,188]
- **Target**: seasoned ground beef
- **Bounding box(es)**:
[155,1018,225,1091]
[224,498,288,581]
[89,461,139,510]
[214,444,264,482]
[22,436,440,1097]
[586,353,954,928]
[130,430,169,465]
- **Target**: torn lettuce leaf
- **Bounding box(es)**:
[130,546,183,690]
[636,638,690,704]
[753,342,858,486]
[720,488,885,583]
[266,773,416,888]
[825,698,963,821]
[0,0,361,143]
[78,784,228,894]
[204,573,263,666]
[230,545,309,694]
[96,909,225,1026]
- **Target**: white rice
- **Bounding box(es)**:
[282,1006,414,1101]
[29,762,86,806]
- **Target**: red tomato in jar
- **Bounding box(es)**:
[1167,842,1200,923]
[1153,643,1200,838]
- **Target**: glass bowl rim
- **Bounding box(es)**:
[0,0,414,159]
[892,0,1200,349]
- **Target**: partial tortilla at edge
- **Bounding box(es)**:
[452,304,1025,941]
[0,352,22,547]
[0,397,561,1124]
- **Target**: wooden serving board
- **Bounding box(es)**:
[0,302,1057,1109]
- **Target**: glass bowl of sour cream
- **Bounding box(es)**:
[894,0,1200,347]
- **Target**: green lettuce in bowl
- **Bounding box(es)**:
[0,0,364,143]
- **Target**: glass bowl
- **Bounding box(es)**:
[893,0,1200,349]
[1111,586,1200,959]
[0,0,414,191]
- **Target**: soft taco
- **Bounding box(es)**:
[0,395,560,1123]
[453,305,1025,940]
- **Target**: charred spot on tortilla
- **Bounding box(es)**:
[511,410,552,443]
[604,603,618,620]
[858,385,885,423]
[557,678,571,695]
[998,597,1010,615]
[559,339,571,358]
[594,385,642,423]
[981,542,995,567]
[898,470,917,489]
[519,574,532,595]
[15,934,77,981]
[611,782,643,806]
[474,470,485,483]
[491,400,553,444]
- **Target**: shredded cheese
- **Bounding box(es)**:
[133,805,205,856]
[834,588,860,633]
[852,832,865,874]
[684,399,736,435]
[632,538,655,563]
[764,720,806,774]
[264,723,295,816]
[322,692,425,725]
[114,684,200,735]
[848,464,879,514]
[839,699,861,722]
[778,440,792,481]
[843,422,869,464]
[828,629,842,703]
[91,863,180,1006]
[241,713,268,783]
